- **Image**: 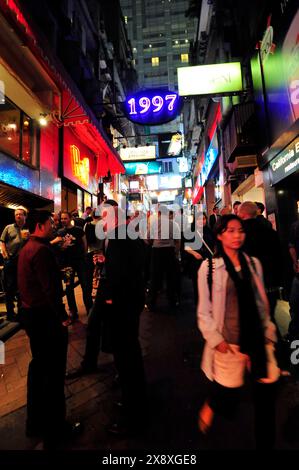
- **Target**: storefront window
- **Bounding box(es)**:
[0,97,37,166]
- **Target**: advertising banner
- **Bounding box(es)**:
[124,161,162,175]
[251,1,299,151]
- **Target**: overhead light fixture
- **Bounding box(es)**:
[8,123,17,130]
[39,113,48,126]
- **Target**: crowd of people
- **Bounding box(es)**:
[0,198,298,449]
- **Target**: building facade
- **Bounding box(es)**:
[0,0,137,230]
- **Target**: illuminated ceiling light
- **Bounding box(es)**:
[39,114,48,126]
[23,120,29,126]
[7,137,12,140]
[185,39,189,43]
[149,44,152,48]
[8,123,17,130]
[175,40,179,45]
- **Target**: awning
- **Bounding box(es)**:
[0,182,53,210]
[52,82,125,178]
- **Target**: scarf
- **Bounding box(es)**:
[221,249,267,380]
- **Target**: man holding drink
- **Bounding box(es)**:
[0,208,29,321]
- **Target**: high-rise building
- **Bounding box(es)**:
[120,0,196,134]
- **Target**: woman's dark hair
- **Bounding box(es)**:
[27,210,52,233]
[191,211,207,232]
[214,214,245,257]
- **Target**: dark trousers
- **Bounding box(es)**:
[267,290,290,369]
[3,258,20,317]
[149,247,178,306]
[288,277,299,339]
[208,378,277,449]
[111,303,146,426]
[65,257,93,315]
[23,308,68,437]
[82,290,105,369]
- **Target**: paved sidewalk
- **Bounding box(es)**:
[0,281,299,451]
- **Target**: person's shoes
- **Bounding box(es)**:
[65,365,98,380]
[198,402,214,435]
[106,421,132,438]
[63,421,83,438]
[113,401,124,409]
[107,419,146,438]
[43,421,83,449]
[69,311,79,322]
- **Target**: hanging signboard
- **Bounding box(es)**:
[124,161,162,175]
[124,88,182,125]
[120,145,156,161]
[269,136,299,185]
[177,62,243,97]
[200,129,219,186]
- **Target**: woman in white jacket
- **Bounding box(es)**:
[197,214,279,448]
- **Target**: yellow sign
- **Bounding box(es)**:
[70,145,89,187]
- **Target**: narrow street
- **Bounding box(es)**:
[0,279,299,453]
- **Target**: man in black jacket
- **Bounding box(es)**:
[66,202,147,435]
[238,201,283,321]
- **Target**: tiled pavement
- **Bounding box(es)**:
[1,283,299,452]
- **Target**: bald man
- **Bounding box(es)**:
[238,201,282,322]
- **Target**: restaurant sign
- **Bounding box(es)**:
[269,136,299,185]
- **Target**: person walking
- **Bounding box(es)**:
[0,208,29,321]
[197,214,279,449]
[184,212,214,304]
[147,205,181,311]
[17,210,82,448]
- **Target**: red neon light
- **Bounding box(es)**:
[208,104,221,141]
[70,145,90,187]
[6,0,36,42]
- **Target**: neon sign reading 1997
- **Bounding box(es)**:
[124,88,181,125]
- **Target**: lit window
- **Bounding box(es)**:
[152,57,159,67]
[181,53,189,63]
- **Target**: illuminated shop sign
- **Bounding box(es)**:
[269,136,299,185]
[0,152,39,192]
[177,62,243,96]
[70,145,89,187]
[124,161,162,175]
[200,130,219,186]
[168,133,182,156]
[124,89,181,125]
[145,174,182,191]
[120,145,156,161]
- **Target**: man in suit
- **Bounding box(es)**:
[209,205,220,230]
[66,201,147,436]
